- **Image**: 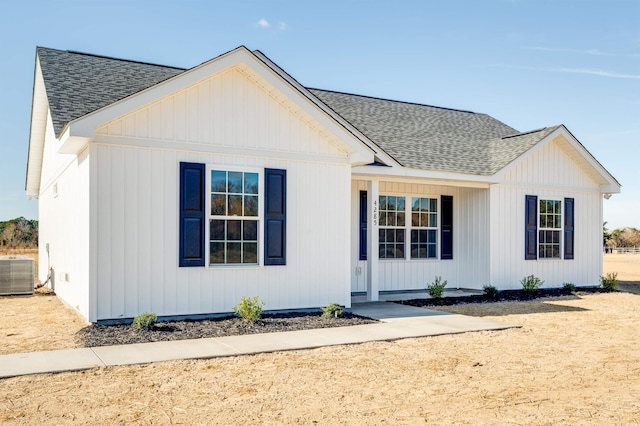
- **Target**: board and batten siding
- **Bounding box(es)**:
[91,67,352,321]
[489,138,603,289]
[38,110,92,319]
[350,180,490,292]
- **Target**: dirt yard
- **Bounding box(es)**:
[0,254,639,424]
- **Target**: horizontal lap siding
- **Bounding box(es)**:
[490,139,602,289]
[93,69,351,320]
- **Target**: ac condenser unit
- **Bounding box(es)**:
[0,256,35,295]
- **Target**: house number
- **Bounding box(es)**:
[372,199,378,226]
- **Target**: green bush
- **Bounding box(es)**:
[427,276,447,299]
[562,282,576,292]
[520,275,544,293]
[233,296,265,322]
[322,303,345,318]
[483,285,499,298]
[601,272,618,291]
[132,312,157,329]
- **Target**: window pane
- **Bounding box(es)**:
[396,229,404,243]
[554,215,561,229]
[411,230,418,242]
[379,212,387,226]
[379,229,386,242]
[540,200,548,214]
[211,194,226,216]
[243,243,258,263]
[228,172,243,193]
[395,244,405,258]
[228,195,243,216]
[227,220,241,240]
[388,196,396,211]
[211,170,226,192]
[210,242,225,264]
[244,173,259,195]
[388,212,396,226]
[412,198,420,211]
[430,198,437,212]
[427,244,436,258]
[379,244,386,258]
[386,229,395,242]
[227,242,242,263]
[397,212,405,227]
[243,220,258,240]
[412,213,419,227]
[397,197,405,211]
[210,220,225,240]
[429,213,437,227]
[244,195,258,216]
[428,230,436,243]
[421,213,429,227]
[419,230,427,242]
[379,196,387,210]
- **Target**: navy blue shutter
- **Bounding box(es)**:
[564,197,574,260]
[179,162,205,267]
[441,195,453,260]
[359,191,367,260]
[264,168,286,265]
[525,195,538,260]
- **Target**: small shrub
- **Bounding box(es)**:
[427,276,447,299]
[322,303,345,318]
[601,272,618,291]
[562,282,576,292]
[483,285,499,298]
[233,296,265,322]
[520,275,544,293]
[133,312,157,329]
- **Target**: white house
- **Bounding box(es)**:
[26,46,620,323]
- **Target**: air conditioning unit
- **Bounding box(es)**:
[0,256,35,295]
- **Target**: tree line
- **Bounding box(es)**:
[604,222,640,248]
[0,217,38,248]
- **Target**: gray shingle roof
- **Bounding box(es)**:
[36,47,556,176]
[37,47,185,137]
[309,89,554,175]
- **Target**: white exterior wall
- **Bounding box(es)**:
[489,139,603,289]
[38,111,91,320]
[91,67,352,321]
[350,180,490,292]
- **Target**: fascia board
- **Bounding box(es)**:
[352,164,496,186]
[25,55,48,197]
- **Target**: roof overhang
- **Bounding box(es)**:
[61,46,377,165]
[493,125,621,194]
[25,55,47,199]
[352,164,495,188]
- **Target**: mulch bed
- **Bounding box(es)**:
[397,287,614,308]
[76,312,375,348]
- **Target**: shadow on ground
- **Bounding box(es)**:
[618,281,640,295]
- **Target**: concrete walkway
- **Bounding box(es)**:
[0,302,518,379]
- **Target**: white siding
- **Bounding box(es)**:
[38,112,91,320]
[490,139,603,289]
[350,180,490,292]
[91,69,352,320]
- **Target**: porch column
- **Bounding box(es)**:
[366,179,379,301]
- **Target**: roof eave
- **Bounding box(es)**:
[25,53,48,198]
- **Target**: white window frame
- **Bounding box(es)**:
[205,165,264,268]
[378,193,440,261]
[538,198,562,260]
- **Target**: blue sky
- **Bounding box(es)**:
[1,0,638,229]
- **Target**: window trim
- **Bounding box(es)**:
[538,197,563,260]
[205,165,264,268]
[377,192,441,261]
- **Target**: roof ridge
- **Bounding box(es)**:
[38,46,187,70]
[307,87,477,114]
[501,126,557,140]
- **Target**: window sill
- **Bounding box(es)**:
[206,264,263,270]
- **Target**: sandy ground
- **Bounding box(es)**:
[0,254,639,424]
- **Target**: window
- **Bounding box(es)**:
[179,162,286,268]
[538,199,561,259]
[209,170,260,265]
[411,197,438,259]
[525,195,573,261]
[378,195,405,259]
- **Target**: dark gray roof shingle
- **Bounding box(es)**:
[37,47,186,137]
[309,89,553,175]
[36,47,555,176]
